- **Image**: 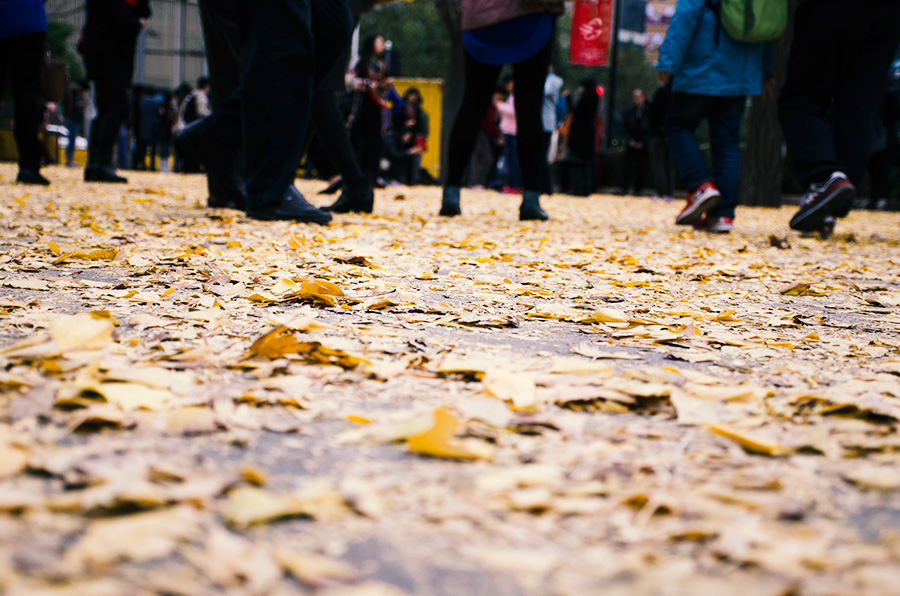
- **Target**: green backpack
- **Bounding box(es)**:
[708,0,788,43]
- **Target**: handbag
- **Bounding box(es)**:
[38,53,67,105]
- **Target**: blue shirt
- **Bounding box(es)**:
[0,0,48,40]
[463,12,554,66]
[657,0,772,97]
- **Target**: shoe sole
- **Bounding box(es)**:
[675,193,720,226]
[245,211,331,224]
[789,185,855,231]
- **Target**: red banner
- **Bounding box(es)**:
[570,0,613,67]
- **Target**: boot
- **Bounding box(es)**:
[519,190,549,221]
[439,186,461,216]
[324,185,374,213]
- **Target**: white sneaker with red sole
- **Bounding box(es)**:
[693,215,733,233]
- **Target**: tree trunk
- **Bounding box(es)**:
[435,0,463,186]
[739,0,799,207]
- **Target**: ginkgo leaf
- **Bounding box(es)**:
[49,312,116,351]
[407,408,493,460]
[707,424,790,456]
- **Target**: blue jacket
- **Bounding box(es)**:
[657,0,772,97]
[0,0,47,40]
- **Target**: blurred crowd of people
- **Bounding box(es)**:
[1,0,899,230]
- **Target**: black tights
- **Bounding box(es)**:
[446,35,552,193]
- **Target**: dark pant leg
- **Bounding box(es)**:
[831,6,900,188]
[310,3,363,192]
[502,134,521,188]
[85,52,131,168]
[705,96,745,219]
[622,146,638,193]
[664,92,713,192]
[239,0,315,207]
[539,131,553,193]
[512,35,553,194]
[312,90,366,190]
[446,52,502,187]
[780,0,900,187]
[197,0,241,108]
[633,147,647,194]
[1,32,45,172]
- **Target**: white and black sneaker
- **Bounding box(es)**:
[790,172,855,232]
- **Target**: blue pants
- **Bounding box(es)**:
[65,119,81,162]
[664,93,745,219]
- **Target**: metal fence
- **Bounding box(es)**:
[45,0,208,91]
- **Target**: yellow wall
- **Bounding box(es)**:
[391,78,443,179]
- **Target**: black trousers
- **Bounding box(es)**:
[200,0,351,208]
[0,32,45,172]
[779,0,900,188]
[539,130,554,193]
[446,33,553,193]
[621,145,647,195]
[311,37,366,192]
[83,44,134,168]
[197,0,240,109]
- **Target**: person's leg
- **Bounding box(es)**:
[512,35,552,195]
[445,53,502,187]
[9,32,45,176]
[664,92,712,192]
[197,0,241,108]
[634,147,647,195]
[831,3,900,190]
[705,96,745,220]
[239,0,315,208]
[621,146,636,194]
[502,134,520,189]
[442,50,501,215]
[539,131,553,193]
[779,0,856,187]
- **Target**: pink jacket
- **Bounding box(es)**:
[496,94,517,136]
[462,0,564,31]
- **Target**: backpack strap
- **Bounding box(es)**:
[704,0,721,46]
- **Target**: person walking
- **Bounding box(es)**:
[440,0,564,220]
[647,80,676,202]
[80,0,151,184]
[621,88,649,196]
[567,77,599,197]
[347,33,390,189]
[657,0,772,233]
[779,0,900,233]
[0,0,50,185]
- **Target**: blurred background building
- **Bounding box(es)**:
[45,0,208,89]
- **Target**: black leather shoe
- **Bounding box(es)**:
[16,169,49,185]
[175,117,229,169]
[324,185,373,213]
[246,185,332,224]
[92,165,127,183]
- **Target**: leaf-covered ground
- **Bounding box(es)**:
[2,162,900,596]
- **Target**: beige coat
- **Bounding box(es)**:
[461,0,564,32]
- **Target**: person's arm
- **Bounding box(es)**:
[657,0,706,83]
